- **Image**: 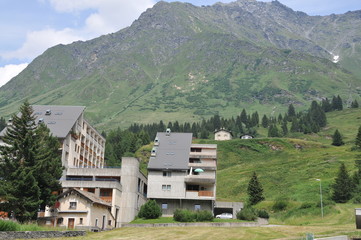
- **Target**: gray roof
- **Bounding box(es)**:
[58,188,111,207]
[148,132,192,170]
[0,105,85,139]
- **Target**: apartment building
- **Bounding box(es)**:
[147,129,217,215]
[0,105,106,169]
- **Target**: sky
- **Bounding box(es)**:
[0,0,360,87]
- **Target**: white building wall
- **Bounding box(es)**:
[147,170,187,199]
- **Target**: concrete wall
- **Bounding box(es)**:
[119,157,147,223]
[0,231,85,240]
[214,131,232,141]
[148,170,186,199]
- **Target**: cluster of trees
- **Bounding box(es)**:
[265,100,327,137]
[128,110,260,141]
[0,102,62,222]
[104,128,150,166]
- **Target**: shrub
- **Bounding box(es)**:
[138,200,162,219]
[272,199,288,212]
[236,207,257,221]
[257,209,269,219]
[173,209,195,222]
[299,202,313,209]
[195,210,214,222]
[0,220,19,231]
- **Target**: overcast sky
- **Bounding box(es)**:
[0,0,360,87]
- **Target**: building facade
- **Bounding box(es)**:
[214,128,232,141]
[0,105,106,169]
[147,129,217,215]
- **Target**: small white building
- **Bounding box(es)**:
[214,128,232,141]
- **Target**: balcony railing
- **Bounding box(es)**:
[184,175,215,184]
[189,153,217,159]
[100,196,112,203]
[185,190,214,199]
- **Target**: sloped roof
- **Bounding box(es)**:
[58,188,111,207]
[148,132,192,170]
[0,105,85,139]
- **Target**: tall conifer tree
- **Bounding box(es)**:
[332,163,352,203]
[247,172,265,205]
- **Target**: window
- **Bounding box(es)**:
[79,218,83,224]
[69,202,77,209]
[163,171,171,177]
[194,204,201,210]
[162,203,168,209]
[162,185,171,191]
[108,220,112,226]
[95,218,98,227]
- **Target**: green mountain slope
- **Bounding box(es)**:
[0,1,360,130]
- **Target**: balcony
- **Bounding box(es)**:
[189,161,216,170]
[189,152,216,159]
[184,175,215,184]
[185,190,214,199]
[100,196,113,203]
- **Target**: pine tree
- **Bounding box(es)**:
[281,121,288,136]
[261,115,269,128]
[332,163,352,203]
[0,101,62,220]
[309,101,327,128]
[247,172,265,205]
[321,98,332,112]
[355,126,361,150]
[268,125,279,137]
[332,129,344,146]
[34,124,63,209]
[240,109,248,125]
[287,104,296,120]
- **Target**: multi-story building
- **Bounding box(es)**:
[0,105,147,228]
[147,129,217,215]
[0,105,106,169]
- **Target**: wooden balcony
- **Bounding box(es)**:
[100,196,113,203]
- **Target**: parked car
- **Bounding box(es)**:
[215,213,233,219]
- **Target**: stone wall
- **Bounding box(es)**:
[0,230,85,240]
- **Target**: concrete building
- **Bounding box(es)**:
[147,129,217,215]
[59,157,147,226]
[0,105,106,169]
[214,128,232,141]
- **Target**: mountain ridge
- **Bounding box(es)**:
[0,0,360,130]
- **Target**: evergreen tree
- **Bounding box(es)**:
[287,104,296,120]
[0,101,62,220]
[240,109,248,125]
[332,95,343,111]
[290,118,299,132]
[351,100,359,108]
[268,125,280,137]
[321,98,332,112]
[309,101,327,128]
[34,124,63,209]
[332,129,344,146]
[355,126,361,150]
[247,172,265,205]
[332,163,352,203]
[281,121,288,136]
[261,115,269,128]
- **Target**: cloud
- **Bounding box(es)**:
[49,0,156,35]
[0,63,28,87]
[2,0,155,64]
[2,28,84,61]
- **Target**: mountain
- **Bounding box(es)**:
[0,0,360,130]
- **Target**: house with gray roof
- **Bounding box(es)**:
[0,105,106,169]
[147,129,217,215]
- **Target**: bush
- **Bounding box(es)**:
[257,209,269,219]
[272,199,288,212]
[236,207,257,221]
[138,200,162,219]
[0,220,19,231]
[173,209,195,222]
[195,210,214,222]
[299,202,313,209]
